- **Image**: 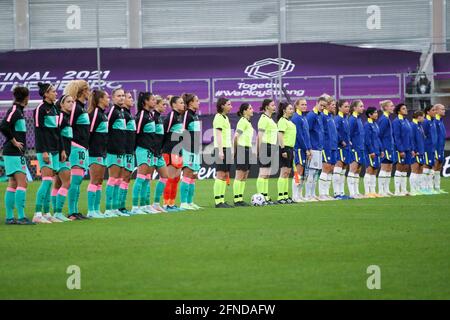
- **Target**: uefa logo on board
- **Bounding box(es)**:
[244,58,295,79]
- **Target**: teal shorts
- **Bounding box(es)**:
[136,147,153,167]
[70,146,89,170]
[182,149,201,172]
[58,161,71,172]
[153,154,166,168]
[88,156,106,167]
[3,155,28,176]
[124,153,135,172]
[37,152,59,171]
[106,153,124,168]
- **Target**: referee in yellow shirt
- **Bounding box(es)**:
[257,99,278,205]
[213,97,233,208]
[277,102,296,204]
[233,103,254,206]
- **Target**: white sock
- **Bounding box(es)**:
[292,178,299,200]
[414,173,420,193]
[370,174,377,194]
[292,177,304,200]
[403,172,409,193]
[349,172,360,196]
[342,172,347,196]
[425,174,429,190]
[419,170,426,190]
[306,170,316,198]
[428,170,434,190]
[309,179,317,198]
[433,170,441,191]
[385,171,392,193]
[354,174,360,195]
[347,173,355,196]
[416,173,423,191]
[423,168,430,190]
[378,171,385,195]
[333,167,342,196]
[35,212,42,217]
[369,174,377,194]
[299,178,305,198]
[431,170,436,190]
[409,173,417,193]
[313,181,318,197]
[326,173,333,196]
[319,172,327,196]
[394,172,402,194]
[364,174,371,195]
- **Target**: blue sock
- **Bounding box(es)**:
[15,188,27,219]
[87,184,97,212]
[188,182,195,204]
[43,184,52,213]
[113,181,120,210]
[36,179,52,213]
[5,188,16,220]
[95,185,102,212]
[140,178,149,207]
[133,176,145,207]
[68,174,83,214]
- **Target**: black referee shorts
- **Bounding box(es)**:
[280,146,294,169]
[258,143,277,168]
[235,145,252,171]
[214,147,233,172]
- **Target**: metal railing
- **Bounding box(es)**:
[338,73,402,99]
[1,72,450,112]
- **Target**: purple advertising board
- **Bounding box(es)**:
[1,42,420,113]
[433,52,450,73]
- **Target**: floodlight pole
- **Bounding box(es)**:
[96,0,102,89]
[277,0,286,103]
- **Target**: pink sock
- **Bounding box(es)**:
[58,187,68,196]
[107,177,117,186]
[51,188,59,197]
[87,183,97,192]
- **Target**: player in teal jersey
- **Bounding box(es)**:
[179,93,203,211]
[118,91,137,215]
[52,94,76,222]
[86,90,110,218]
[0,86,35,225]
[33,82,62,224]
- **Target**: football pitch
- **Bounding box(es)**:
[1,178,450,300]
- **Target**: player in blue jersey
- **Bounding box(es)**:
[347,100,365,199]
[377,100,396,196]
[291,98,311,202]
[363,107,383,197]
[319,96,338,201]
[422,105,438,194]
[392,103,412,196]
[304,97,326,201]
[409,111,425,195]
[433,104,447,194]
[333,100,351,199]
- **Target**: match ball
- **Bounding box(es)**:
[251,193,266,206]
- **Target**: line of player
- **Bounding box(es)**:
[1,81,203,224]
[1,83,447,223]
[211,96,447,207]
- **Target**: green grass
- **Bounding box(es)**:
[1,178,450,299]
